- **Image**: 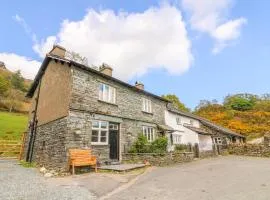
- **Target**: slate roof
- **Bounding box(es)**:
[26,54,170,103]
[183,125,212,135]
[167,105,245,138]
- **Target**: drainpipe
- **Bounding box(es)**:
[26,80,42,162]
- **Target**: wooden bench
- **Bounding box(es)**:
[69,149,97,174]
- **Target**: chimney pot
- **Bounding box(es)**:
[135,81,144,90]
[99,63,113,76]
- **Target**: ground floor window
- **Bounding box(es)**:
[172,134,182,144]
[143,126,155,142]
[214,137,222,145]
[91,120,109,145]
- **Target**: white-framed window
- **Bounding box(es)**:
[176,117,182,125]
[173,134,182,144]
[143,126,155,142]
[91,120,109,145]
[99,83,116,104]
[142,98,152,113]
[190,120,194,126]
[214,137,222,145]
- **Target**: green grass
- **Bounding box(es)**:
[0,111,28,140]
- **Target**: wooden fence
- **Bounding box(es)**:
[0,132,26,159]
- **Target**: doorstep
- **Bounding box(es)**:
[98,163,146,172]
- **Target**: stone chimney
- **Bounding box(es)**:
[0,61,6,69]
[99,63,113,77]
[135,81,144,90]
[48,44,66,58]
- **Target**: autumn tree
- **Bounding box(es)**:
[162,94,190,112]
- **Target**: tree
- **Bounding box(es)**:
[10,70,26,92]
[4,89,24,112]
[0,74,10,96]
[162,94,190,112]
[224,94,257,111]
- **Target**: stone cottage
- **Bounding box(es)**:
[23,45,245,171]
[23,45,171,171]
[165,105,245,152]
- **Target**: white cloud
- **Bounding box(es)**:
[33,4,193,81]
[0,53,41,79]
[13,14,37,42]
[182,0,247,53]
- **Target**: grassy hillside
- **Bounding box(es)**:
[0,111,28,140]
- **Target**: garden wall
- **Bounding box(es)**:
[122,152,194,166]
[228,144,270,157]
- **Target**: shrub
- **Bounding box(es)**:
[174,144,188,152]
[128,134,168,153]
[150,136,168,153]
[128,134,150,153]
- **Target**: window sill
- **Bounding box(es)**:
[91,143,109,146]
[142,111,153,115]
[98,100,118,106]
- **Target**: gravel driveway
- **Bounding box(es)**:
[0,159,96,200]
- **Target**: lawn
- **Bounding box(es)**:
[0,111,28,140]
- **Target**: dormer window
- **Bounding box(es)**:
[142,98,152,113]
[99,83,116,104]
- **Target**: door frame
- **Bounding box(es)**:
[109,122,120,160]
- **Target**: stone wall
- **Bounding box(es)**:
[122,152,194,166]
[32,117,68,171]
[228,144,270,157]
[70,67,167,125]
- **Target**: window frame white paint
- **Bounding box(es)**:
[99,83,116,104]
[172,134,182,144]
[91,120,109,145]
[143,126,155,142]
[142,98,152,113]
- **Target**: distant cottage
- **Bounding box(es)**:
[22,45,245,171]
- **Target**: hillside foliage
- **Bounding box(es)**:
[194,94,270,140]
[0,68,31,113]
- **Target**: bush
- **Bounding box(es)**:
[174,144,188,152]
[150,137,168,153]
[128,134,168,153]
[128,134,150,153]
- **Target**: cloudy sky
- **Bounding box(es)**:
[1,0,269,109]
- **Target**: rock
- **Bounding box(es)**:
[44,172,53,178]
[40,167,47,174]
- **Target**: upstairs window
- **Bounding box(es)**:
[190,120,194,126]
[99,83,116,104]
[91,121,109,145]
[143,126,155,142]
[142,98,152,113]
[176,117,182,125]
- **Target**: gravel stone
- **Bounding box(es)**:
[0,159,96,200]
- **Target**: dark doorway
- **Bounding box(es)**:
[109,123,119,160]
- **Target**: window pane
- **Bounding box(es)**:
[92,121,99,128]
[91,130,99,142]
[100,137,107,142]
[101,131,107,137]
[100,121,108,129]
[99,84,103,100]
[104,85,109,101]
